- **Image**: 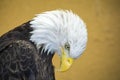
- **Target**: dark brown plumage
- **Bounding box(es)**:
[0,22,55,80]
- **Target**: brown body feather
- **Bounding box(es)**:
[0,22,55,80]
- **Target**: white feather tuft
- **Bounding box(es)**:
[30,10,87,58]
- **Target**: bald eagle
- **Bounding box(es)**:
[0,10,87,80]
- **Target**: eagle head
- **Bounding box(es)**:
[30,10,87,72]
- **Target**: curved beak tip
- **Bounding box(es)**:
[58,57,74,72]
[55,48,74,72]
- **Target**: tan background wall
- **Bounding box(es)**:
[0,0,120,80]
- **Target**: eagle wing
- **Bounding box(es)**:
[0,40,38,80]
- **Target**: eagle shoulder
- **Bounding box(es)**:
[0,40,38,80]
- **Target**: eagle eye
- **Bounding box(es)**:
[64,42,70,50]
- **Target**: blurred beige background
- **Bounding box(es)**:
[0,0,120,80]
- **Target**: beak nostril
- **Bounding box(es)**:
[67,59,71,63]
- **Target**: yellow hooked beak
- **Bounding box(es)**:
[58,48,74,72]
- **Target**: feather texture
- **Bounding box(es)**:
[30,10,87,58]
[0,21,55,80]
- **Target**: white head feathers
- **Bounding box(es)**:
[30,10,87,58]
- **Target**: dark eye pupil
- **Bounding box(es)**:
[66,45,69,49]
[65,43,70,50]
